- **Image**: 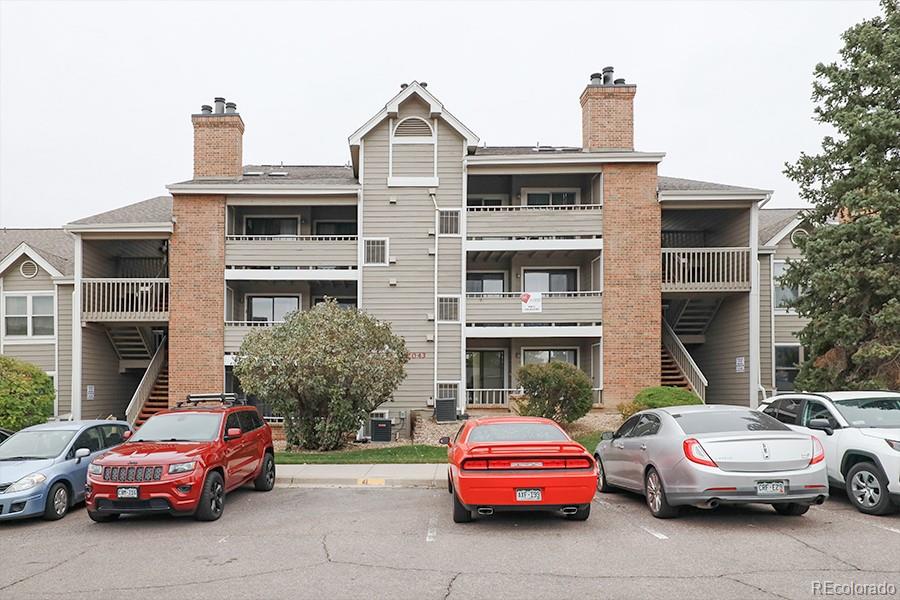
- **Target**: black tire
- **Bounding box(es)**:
[565,504,591,521]
[194,471,226,521]
[253,452,276,492]
[43,482,69,521]
[846,462,896,515]
[595,456,615,493]
[447,473,453,495]
[773,503,810,516]
[645,467,679,519]
[88,511,120,523]
[452,492,473,523]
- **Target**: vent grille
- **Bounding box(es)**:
[19,260,38,279]
[394,118,432,137]
[103,465,163,482]
[364,239,388,265]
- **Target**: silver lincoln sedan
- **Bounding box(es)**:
[594,405,828,518]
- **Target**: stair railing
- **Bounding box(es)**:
[662,321,707,403]
[125,336,167,426]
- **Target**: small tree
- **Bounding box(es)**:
[516,362,593,424]
[0,356,54,430]
[233,300,408,450]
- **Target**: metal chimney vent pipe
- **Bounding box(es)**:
[214,97,226,114]
[225,102,237,114]
[400,83,408,89]
[614,78,626,85]
[590,72,603,85]
[200,105,212,114]
[601,66,614,85]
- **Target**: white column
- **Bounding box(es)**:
[749,203,761,408]
[71,234,83,420]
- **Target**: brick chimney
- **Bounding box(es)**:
[580,67,636,151]
[191,97,244,179]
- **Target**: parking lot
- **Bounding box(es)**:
[3,485,899,600]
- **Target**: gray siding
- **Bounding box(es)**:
[225,238,357,268]
[3,344,55,371]
[692,294,750,406]
[81,324,140,419]
[758,255,773,394]
[773,232,808,345]
[467,207,602,239]
[3,256,54,290]
[56,284,73,416]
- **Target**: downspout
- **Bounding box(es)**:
[749,200,762,408]
[430,190,439,410]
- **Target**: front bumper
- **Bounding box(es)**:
[0,486,46,521]
[665,459,828,507]
[86,469,204,516]
[455,469,597,510]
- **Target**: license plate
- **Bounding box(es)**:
[117,487,139,499]
[756,481,786,495]
[516,488,542,502]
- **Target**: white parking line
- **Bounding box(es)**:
[425,516,437,542]
[639,525,669,540]
[875,524,900,535]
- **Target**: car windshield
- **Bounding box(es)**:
[130,413,222,442]
[0,430,77,460]
[833,397,900,429]
[467,423,569,443]
[673,410,789,435]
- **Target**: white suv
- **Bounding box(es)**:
[759,391,900,515]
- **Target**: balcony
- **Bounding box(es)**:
[81,278,169,322]
[225,321,277,353]
[661,247,751,292]
[466,291,602,325]
[466,387,602,407]
[466,205,602,240]
[225,235,358,269]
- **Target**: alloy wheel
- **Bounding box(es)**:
[851,470,882,508]
[53,487,68,516]
[647,471,662,513]
[265,458,276,487]
[596,461,605,491]
[211,481,225,515]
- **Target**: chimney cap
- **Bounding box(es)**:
[602,66,614,74]
[200,105,212,114]
[420,81,428,88]
[400,83,408,89]
[614,78,626,85]
[590,72,602,80]
[214,96,226,102]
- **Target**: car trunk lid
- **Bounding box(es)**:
[693,432,813,472]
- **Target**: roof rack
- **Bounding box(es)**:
[176,393,246,408]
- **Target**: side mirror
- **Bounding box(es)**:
[439,436,451,446]
[74,448,90,462]
[122,430,132,440]
[807,418,834,436]
[225,427,242,441]
[600,431,614,441]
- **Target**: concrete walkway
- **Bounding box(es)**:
[275,463,449,488]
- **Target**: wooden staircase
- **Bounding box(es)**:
[661,346,691,390]
[135,366,168,428]
[670,298,722,338]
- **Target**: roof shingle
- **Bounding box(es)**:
[0,229,75,276]
[70,196,173,226]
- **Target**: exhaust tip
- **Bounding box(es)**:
[707,499,720,509]
[561,506,578,515]
[816,495,826,505]
[477,507,494,516]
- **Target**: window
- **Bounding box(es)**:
[70,426,103,456]
[673,410,789,435]
[315,221,357,236]
[237,410,257,432]
[614,415,641,438]
[627,414,661,437]
[523,269,578,293]
[437,382,459,403]
[438,210,460,236]
[247,296,299,323]
[802,400,840,429]
[467,422,568,443]
[466,350,505,390]
[131,413,223,442]
[438,296,459,322]
[775,345,802,391]
[245,217,298,236]
[364,238,388,266]
[522,348,577,366]
[770,396,803,425]
[467,196,505,207]
[4,293,54,338]
[98,424,129,448]
[524,189,578,206]
[467,273,505,294]
[773,261,799,311]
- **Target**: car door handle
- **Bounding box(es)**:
[640,444,647,451]
[613,442,624,449]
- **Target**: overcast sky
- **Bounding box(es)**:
[0,0,881,227]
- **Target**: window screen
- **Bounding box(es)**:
[364,239,388,265]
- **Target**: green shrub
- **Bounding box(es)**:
[516,362,593,424]
[0,356,54,431]
[619,385,702,417]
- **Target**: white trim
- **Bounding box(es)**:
[764,215,805,247]
[591,342,603,392]
[1,291,57,340]
[64,222,173,234]
[520,187,582,206]
[768,254,776,392]
[520,266,581,293]
[465,151,665,166]
[0,242,64,278]
[166,184,360,196]
[243,293,302,322]
[466,238,602,253]
[19,260,39,279]
[71,235,82,420]
[774,343,804,393]
[362,237,390,266]
[658,191,772,203]
[466,325,602,338]
[460,139,468,413]
[225,268,359,281]
[357,143,365,308]
[387,176,440,188]
[387,117,393,179]
[0,277,3,354]
[226,196,358,206]
[749,201,760,408]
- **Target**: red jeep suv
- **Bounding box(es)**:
[85,401,275,522]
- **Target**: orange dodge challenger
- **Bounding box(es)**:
[441,417,598,522]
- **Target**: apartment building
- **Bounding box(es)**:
[0,69,812,430]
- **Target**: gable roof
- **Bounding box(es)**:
[759,208,806,246]
[657,176,770,194]
[0,229,75,277]
[67,196,173,231]
[172,165,357,187]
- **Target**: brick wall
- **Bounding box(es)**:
[192,114,244,178]
[580,85,636,151]
[169,194,226,405]
[602,164,661,407]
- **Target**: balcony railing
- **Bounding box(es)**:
[81,278,169,321]
[465,291,601,325]
[225,321,280,353]
[467,204,602,239]
[225,235,358,269]
[466,387,602,407]
[661,247,751,292]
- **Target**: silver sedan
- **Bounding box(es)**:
[594,405,829,518]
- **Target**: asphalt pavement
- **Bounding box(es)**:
[2,484,899,600]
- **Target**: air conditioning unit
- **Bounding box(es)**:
[434,397,457,423]
[370,418,392,442]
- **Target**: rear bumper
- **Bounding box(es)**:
[455,469,597,510]
[86,470,205,515]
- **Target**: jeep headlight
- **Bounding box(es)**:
[88,462,103,475]
[168,461,196,474]
[7,473,47,493]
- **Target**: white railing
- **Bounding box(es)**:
[225,320,283,327]
[82,278,169,321]
[466,204,602,213]
[661,247,751,291]
[467,388,520,406]
[465,291,602,299]
[225,235,357,242]
[125,338,166,425]
[662,320,707,402]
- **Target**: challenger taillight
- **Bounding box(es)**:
[809,436,825,466]
[461,457,592,470]
[462,459,488,470]
[683,438,718,468]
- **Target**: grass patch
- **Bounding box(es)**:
[276,444,447,465]
[572,431,604,453]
